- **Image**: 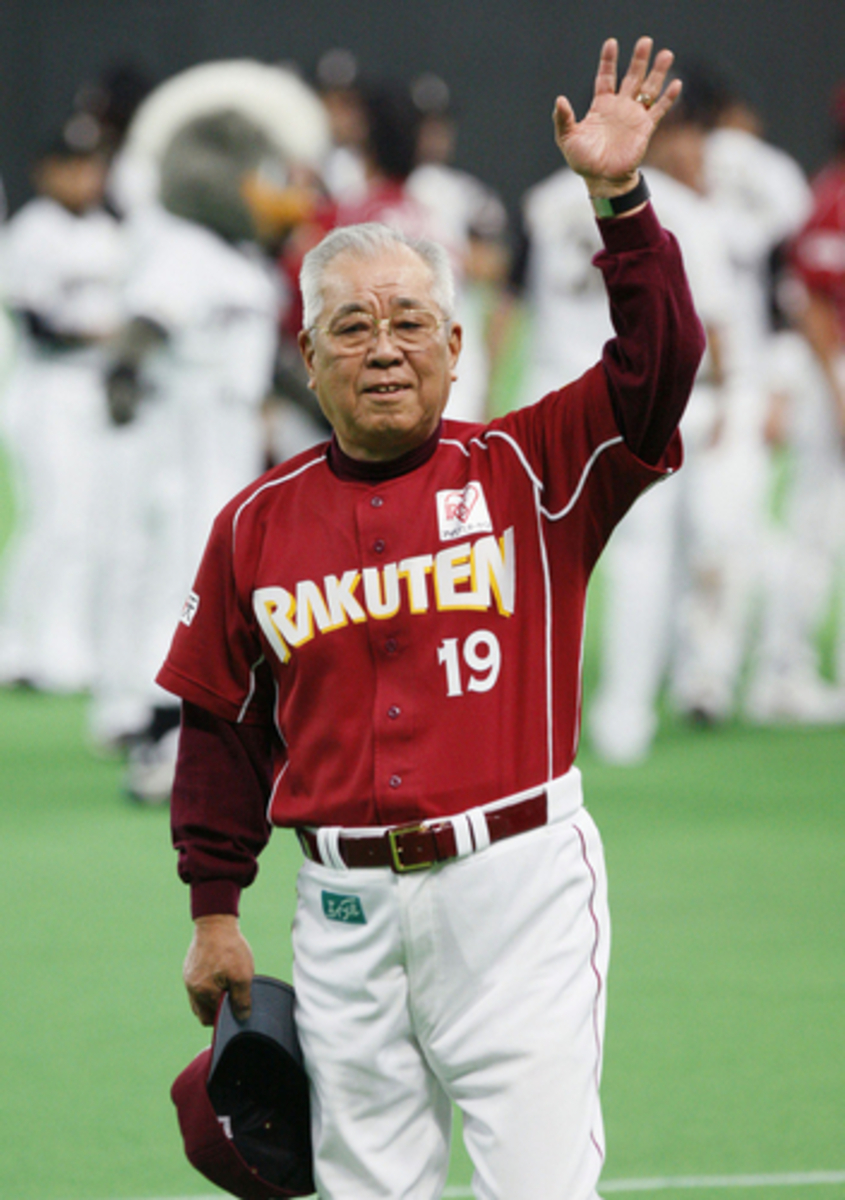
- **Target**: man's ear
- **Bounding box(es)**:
[448,322,463,380]
[298,329,317,389]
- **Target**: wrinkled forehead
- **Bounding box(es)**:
[319,244,438,318]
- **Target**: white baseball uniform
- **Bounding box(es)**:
[0,195,125,691]
[408,163,509,423]
[745,154,845,717]
[675,126,814,719]
[745,329,845,718]
[589,167,739,758]
[517,167,614,402]
[88,205,282,745]
[516,166,736,760]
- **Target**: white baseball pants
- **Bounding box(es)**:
[291,793,609,1200]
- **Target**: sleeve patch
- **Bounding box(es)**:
[180,590,200,627]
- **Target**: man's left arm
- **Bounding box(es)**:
[595,204,705,464]
[552,36,706,463]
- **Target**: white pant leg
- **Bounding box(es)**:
[672,428,769,718]
[748,340,845,691]
[87,414,158,744]
[292,862,452,1200]
[417,811,609,1200]
[292,804,609,1200]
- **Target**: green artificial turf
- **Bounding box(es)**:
[1,337,843,1198]
[584,722,845,1183]
[1,688,843,1200]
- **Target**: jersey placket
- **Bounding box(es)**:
[356,489,418,822]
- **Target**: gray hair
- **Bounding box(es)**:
[300,222,456,330]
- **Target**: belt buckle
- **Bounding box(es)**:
[387,822,432,873]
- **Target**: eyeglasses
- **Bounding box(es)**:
[313,308,447,354]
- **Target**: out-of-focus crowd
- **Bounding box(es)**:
[0,50,842,802]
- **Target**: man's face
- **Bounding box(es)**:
[36,154,107,214]
[299,244,462,462]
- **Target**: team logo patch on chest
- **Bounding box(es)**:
[436,480,493,542]
[321,891,367,925]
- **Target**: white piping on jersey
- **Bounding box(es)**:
[238,432,622,780]
[441,432,543,491]
[236,653,265,724]
[442,430,626,521]
[573,605,589,761]
[230,452,327,722]
[265,677,288,823]
[441,427,627,777]
[267,756,290,824]
[532,476,556,777]
[231,450,328,550]
[541,435,624,521]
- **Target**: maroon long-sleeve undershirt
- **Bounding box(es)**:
[171,201,705,918]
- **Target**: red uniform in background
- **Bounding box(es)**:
[790,160,845,335]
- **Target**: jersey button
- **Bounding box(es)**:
[389,774,402,788]
[371,496,384,508]
[373,538,386,554]
[385,637,398,654]
[387,704,401,719]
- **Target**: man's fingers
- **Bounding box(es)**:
[182,917,256,1027]
[638,48,676,107]
[228,976,253,1022]
[186,973,251,1026]
[593,37,619,97]
[188,985,220,1027]
[186,974,251,1026]
[552,95,576,144]
[620,36,654,97]
[650,78,683,124]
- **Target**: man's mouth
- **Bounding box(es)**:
[365,383,408,395]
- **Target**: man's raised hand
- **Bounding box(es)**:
[553,36,682,196]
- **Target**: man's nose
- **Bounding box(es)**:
[367,321,403,360]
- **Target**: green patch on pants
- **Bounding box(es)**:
[321,890,367,924]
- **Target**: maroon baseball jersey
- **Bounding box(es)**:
[160,368,672,829]
[160,205,704,916]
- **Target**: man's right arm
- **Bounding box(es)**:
[171,700,276,1023]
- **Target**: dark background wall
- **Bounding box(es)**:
[1,0,843,225]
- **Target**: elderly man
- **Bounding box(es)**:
[159,37,704,1200]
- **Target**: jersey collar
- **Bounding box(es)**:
[327,421,443,483]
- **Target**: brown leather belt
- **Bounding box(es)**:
[297,789,549,874]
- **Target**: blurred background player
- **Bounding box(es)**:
[313,47,369,206]
[69,60,155,217]
[0,122,126,693]
[669,63,813,726]
[88,62,330,800]
[509,91,736,762]
[744,82,845,721]
[406,72,510,421]
[330,73,509,422]
[585,91,739,762]
[279,59,510,426]
[508,146,615,407]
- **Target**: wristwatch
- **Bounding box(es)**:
[590,173,650,218]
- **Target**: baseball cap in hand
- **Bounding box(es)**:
[171,976,315,1198]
